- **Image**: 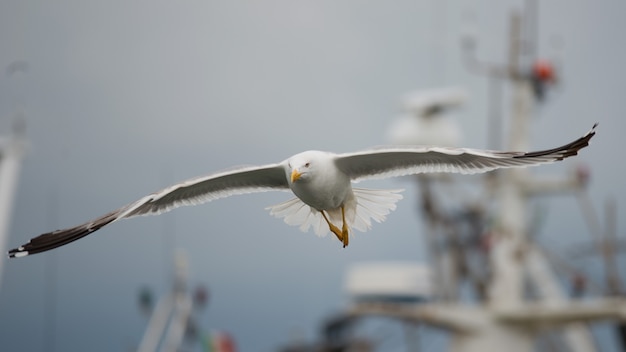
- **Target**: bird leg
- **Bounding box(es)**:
[321,207,350,248]
[321,210,344,245]
[340,205,349,248]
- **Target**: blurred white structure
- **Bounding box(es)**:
[386,87,466,147]
[344,262,432,304]
[0,127,27,286]
[138,250,194,352]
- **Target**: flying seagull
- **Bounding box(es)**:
[8,124,597,258]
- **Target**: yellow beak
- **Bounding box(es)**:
[291,169,302,183]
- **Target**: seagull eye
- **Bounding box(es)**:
[305,162,310,167]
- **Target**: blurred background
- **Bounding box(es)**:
[1,1,625,351]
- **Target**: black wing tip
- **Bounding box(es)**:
[8,228,90,259]
[6,230,72,257]
[7,246,29,258]
[558,122,597,159]
[567,122,598,157]
[7,210,120,258]
[585,122,598,140]
[517,123,598,160]
[8,231,65,258]
[8,227,95,258]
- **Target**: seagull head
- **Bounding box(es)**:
[287,151,322,184]
[288,160,311,184]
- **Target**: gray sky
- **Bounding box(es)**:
[1,1,625,351]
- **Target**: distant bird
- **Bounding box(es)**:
[8,124,597,257]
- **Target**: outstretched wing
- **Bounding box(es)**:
[335,123,597,182]
[9,163,288,257]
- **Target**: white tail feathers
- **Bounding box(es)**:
[265,197,328,236]
[266,188,404,237]
[349,188,404,232]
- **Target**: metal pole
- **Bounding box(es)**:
[137,293,175,352]
[487,12,527,311]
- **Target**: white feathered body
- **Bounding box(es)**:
[268,150,404,238]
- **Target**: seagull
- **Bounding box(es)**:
[8,124,597,258]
